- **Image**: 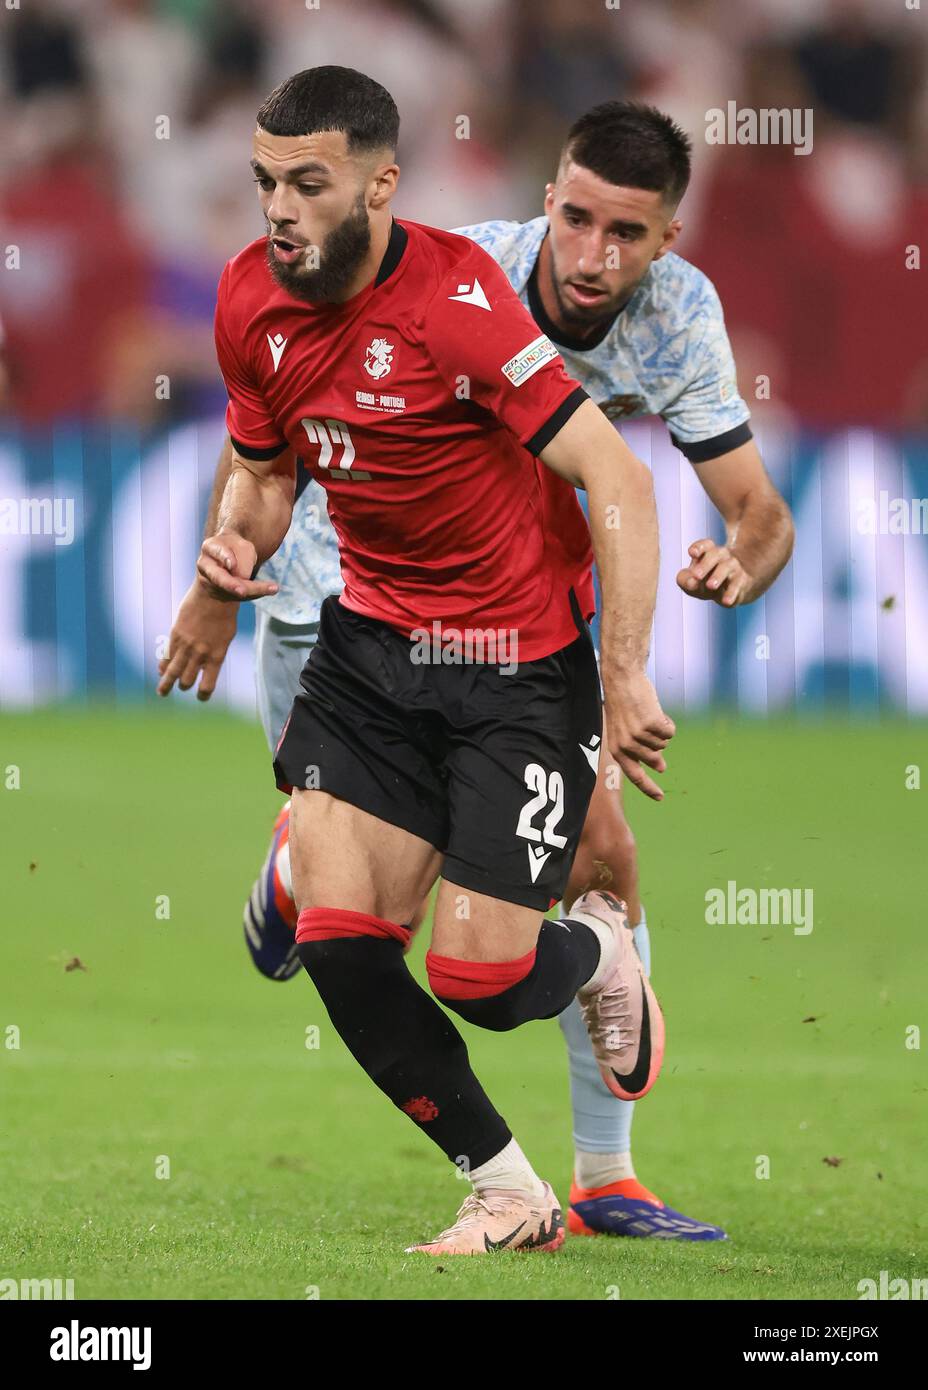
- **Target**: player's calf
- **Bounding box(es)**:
[427,881,607,1030]
[295,906,513,1168]
[565,758,641,924]
[426,919,600,1030]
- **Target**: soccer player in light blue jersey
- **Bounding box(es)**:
[160,101,793,1242]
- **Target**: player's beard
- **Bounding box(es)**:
[265,193,372,304]
[550,259,638,335]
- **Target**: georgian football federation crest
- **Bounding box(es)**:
[364,337,394,380]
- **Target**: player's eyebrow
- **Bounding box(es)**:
[250,159,331,182]
[562,202,648,236]
[609,219,648,237]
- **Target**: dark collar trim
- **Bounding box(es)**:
[375,219,408,287]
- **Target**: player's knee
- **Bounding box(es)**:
[426,948,534,1032]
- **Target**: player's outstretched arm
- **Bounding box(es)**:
[540,398,675,801]
[197,438,296,601]
[159,435,244,699]
[677,440,794,606]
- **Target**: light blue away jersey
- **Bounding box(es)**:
[257,214,750,624]
[256,473,343,625]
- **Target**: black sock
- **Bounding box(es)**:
[297,936,511,1169]
[435,920,601,1031]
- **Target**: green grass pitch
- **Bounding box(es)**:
[1,706,925,1300]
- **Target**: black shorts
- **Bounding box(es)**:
[274,595,602,910]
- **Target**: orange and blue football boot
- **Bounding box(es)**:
[568,1177,727,1241]
[243,801,300,980]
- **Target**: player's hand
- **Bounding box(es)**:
[196,530,279,602]
[603,669,675,802]
[157,580,240,701]
[676,539,752,607]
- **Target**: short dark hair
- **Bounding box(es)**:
[256,66,399,155]
[563,101,692,206]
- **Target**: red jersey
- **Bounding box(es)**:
[214,218,593,660]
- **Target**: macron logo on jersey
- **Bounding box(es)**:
[266,331,288,372]
[579,734,601,775]
[527,844,551,883]
[501,334,559,388]
[448,278,491,311]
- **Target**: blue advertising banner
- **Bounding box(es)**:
[2,419,927,717]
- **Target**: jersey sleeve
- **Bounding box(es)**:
[423,247,588,455]
[214,261,288,458]
[659,278,753,463]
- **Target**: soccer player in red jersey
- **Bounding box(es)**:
[194,67,674,1254]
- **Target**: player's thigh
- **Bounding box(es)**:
[254,609,319,752]
[290,789,441,922]
[275,596,450,919]
[438,627,602,950]
[568,711,639,907]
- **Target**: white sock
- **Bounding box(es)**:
[566,911,616,992]
[575,1150,636,1189]
[469,1138,546,1199]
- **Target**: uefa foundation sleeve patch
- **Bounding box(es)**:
[501,335,560,387]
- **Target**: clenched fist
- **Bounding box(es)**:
[676,539,753,607]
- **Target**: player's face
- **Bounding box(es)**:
[251,128,375,303]
[543,161,681,330]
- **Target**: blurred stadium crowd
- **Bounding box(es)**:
[0,0,926,432]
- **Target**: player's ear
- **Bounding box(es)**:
[653,218,682,261]
[369,160,400,210]
[543,183,556,213]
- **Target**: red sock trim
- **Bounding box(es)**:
[425,948,537,1000]
[296,907,411,948]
